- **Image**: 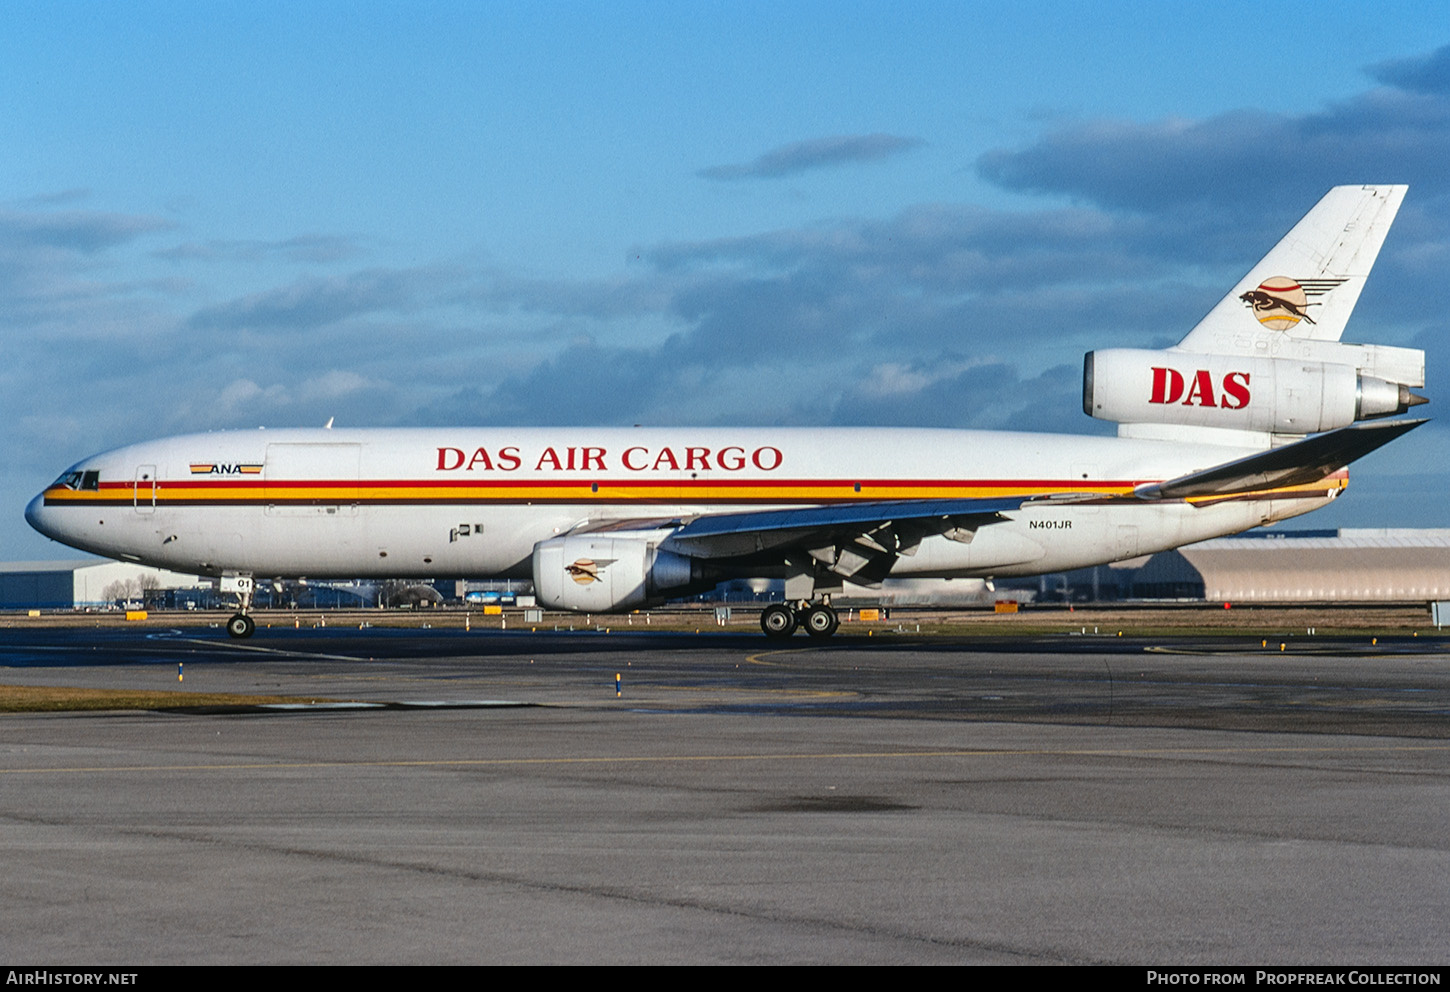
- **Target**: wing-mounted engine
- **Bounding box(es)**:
[1084,345,1425,436]
[532,532,708,612]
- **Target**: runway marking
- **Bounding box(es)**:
[166,636,373,664]
[5,742,1448,776]
[744,646,822,667]
[1144,645,1445,657]
[637,685,854,699]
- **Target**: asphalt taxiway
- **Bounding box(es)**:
[2,625,1447,964]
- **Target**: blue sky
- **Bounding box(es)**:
[5,1,1449,560]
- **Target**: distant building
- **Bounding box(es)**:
[0,559,210,610]
[699,530,1450,607]
[1119,529,1450,603]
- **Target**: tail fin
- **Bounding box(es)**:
[1084,185,1425,443]
[1178,184,1406,352]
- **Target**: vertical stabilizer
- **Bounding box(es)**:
[1177,185,1406,354]
[1085,185,1424,443]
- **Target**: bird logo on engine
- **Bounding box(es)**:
[566,558,614,585]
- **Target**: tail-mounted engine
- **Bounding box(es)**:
[1084,346,1425,435]
[533,533,706,612]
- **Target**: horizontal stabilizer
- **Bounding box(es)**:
[1133,419,1425,501]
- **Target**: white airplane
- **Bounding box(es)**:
[26,185,1428,639]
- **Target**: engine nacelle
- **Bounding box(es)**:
[1084,348,1422,434]
[533,534,702,612]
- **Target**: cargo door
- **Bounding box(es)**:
[263,444,361,516]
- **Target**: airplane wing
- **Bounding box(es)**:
[657,495,1025,587]
[663,496,1023,559]
[1132,418,1425,500]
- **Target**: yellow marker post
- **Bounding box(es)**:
[615,673,621,698]
[178,662,183,683]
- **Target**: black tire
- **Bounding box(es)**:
[226,614,256,639]
[803,605,839,638]
[760,604,797,639]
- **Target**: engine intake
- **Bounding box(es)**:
[533,534,704,612]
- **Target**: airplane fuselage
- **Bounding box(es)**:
[26,425,1338,584]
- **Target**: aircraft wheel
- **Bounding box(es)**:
[760,604,798,639]
[226,614,256,639]
[803,605,839,639]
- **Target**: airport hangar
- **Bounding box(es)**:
[2,528,1448,610]
[1094,528,1450,603]
[0,559,210,610]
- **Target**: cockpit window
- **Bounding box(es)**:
[53,470,100,491]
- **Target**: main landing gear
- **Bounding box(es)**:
[760,602,840,640]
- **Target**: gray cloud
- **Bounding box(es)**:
[19,189,93,207]
[653,203,1168,290]
[0,205,178,338]
[0,207,171,254]
[975,53,1450,214]
[405,341,673,427]
[185,266,462,332]
[698,133,923,181]
[826,359,1098,434]
[156,234,366,265]
[1371,45,1450,95]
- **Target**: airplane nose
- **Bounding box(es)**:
[25,491,55,541]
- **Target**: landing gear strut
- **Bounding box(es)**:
[224,575,256,639]
[760,602,839,640]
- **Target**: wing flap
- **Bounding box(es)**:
[662,496,1023,560]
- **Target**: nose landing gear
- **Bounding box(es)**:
[222,574,256,639]
[226,613,256,639]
